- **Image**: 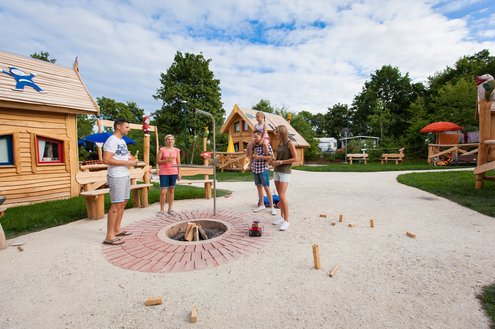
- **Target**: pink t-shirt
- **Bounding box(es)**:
[158,147,180,175]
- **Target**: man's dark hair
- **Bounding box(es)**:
[114,118,129,130]
[253,130,263,136]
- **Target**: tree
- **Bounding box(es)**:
[252,99,274,113]
[30,51,56,63]
[290,111,321,160]
[97,97,144,125]
[77,115,96,138]
[351,65,420,138]
[367,99,391,140]
[429,77,477,130]
[153,51,224,162]
[322,103,352,140]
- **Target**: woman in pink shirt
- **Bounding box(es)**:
[157,134,181,215]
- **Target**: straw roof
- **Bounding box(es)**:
[221,104,310,147]
[0,50,99,115]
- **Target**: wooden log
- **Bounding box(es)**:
[198,225,208,240]
[319,213,327,218]
[330,221,336,226]
[144,297,163,306]
[328,264,340,278]
[406,231,416,238]
[191,306,198,323]
[348,223,354,228]
[312,244,321,270]
[370,219,375,228]
[339,214,343,223]
[184,222,195,241]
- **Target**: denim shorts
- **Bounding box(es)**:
[107,176,130,203]
[253,170,270,187]
[160,174,178,188]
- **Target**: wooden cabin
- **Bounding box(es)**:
[0,51,99,207]
[220,104,310,165]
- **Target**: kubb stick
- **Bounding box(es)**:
[406,231,416,238]
[18,245,24,252]
[319,213,327,218]
[328,264,340,277]
[312,244,321,270]
[330,221,336,226]
[145,297,163,306]
[370,219,375,228]
[348,223,354,228]
[339,214,343,223]
[191,306,198,323]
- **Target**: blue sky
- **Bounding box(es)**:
[0,0,494,115]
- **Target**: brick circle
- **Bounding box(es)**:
[102,209,273,272]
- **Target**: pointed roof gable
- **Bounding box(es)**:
[221,104,310,147]
[0,50,99,115]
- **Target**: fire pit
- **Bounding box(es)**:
[166,220,227,242]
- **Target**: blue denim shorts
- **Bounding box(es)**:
[160,174,178,188]
[253,170,270,187]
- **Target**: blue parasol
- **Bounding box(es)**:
[81,132,136,145]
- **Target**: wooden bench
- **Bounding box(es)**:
[381,148,405,164]
[346,153,368,164]
[176,166,214,199]
[75,165,153,220]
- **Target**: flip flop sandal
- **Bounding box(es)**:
[103,238,125,245]
[116,231,132,237]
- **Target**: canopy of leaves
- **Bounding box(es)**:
[30,51,56,63]
[252,99,275,113]
[153,51,224,150]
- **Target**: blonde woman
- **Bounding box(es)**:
[157,135,181,215]
[272,125,297,231]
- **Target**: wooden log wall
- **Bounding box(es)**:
[0,108,79,207]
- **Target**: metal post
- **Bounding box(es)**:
[183,109,188,163]
[193,109,216,215]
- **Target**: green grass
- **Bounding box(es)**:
[2,183,230,239]
[397,170,495,217]
[296,160,475,172]
[479,284,495,329]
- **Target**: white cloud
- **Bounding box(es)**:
[0,0,494,116]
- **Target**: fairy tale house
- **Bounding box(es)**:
[0,51,99,207]
[220,104,310,165]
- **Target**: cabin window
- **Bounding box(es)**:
[234,142,239,152]
[243,121,249,131]
[0,135,14,165]
[234,121,240,132]
[36,137,64,164]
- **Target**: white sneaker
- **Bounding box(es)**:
[272,216,284,225]
[279,221,290,231]
[253,205,266,213]
[270,207,277,216]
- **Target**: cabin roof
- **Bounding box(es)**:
[0,50,99,115]
[221,104,310,147]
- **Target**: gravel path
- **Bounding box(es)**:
[1,169,493,329]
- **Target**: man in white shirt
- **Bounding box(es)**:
[102,119,138,245]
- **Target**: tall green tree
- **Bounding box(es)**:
[351,65,420,138]
[30,51,56,63]
[153,51,224,162]
[429,77,477,130]
[252,99,274,113]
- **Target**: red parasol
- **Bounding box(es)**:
[420,122,463,133]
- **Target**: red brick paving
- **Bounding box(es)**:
[102,209,273,273]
